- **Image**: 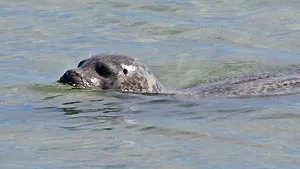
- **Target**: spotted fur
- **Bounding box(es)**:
[59,54,166,93]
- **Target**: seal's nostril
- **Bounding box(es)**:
[59,69,80,86]
[64,70,81,77]
[60,70,76,82]
[66,70,73,75]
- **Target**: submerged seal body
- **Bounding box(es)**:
[182,72,300,97]
[59,54,300,97]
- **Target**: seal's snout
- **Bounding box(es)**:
[59,69,82,86]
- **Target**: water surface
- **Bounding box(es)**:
[1,0,300,168]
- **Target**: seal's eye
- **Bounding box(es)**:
[77,60,85,68]
[95,64,111,78]
[123,69,128,75]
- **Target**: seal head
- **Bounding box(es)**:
[58,54,166,93]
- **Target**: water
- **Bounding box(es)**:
[1,0,300,168]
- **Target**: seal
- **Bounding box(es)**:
[58,54,166,93]
[59,54,300,97]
